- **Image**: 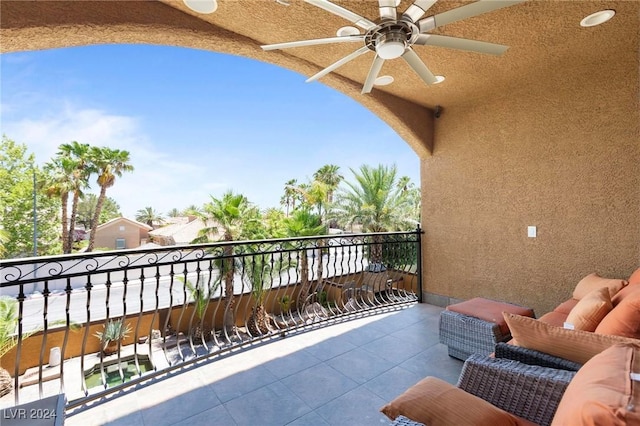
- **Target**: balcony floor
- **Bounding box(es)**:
[65,303,463,426]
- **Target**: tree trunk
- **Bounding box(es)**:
[86,186,107,252]
[61,193,69,254]
[248,304,270,336]
[222,245,236,338]
[371,235,383,264]
[67,190,80,253]
[316,239,324,286]
[0,367,12,398]
[296,252,310,309]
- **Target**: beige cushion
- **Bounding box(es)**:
[551,344,640,425]
[503,312,640,365]
[380,376,533,426]
[565,287,613,332]
[572,273,627,300]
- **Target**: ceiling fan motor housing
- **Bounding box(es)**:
[365,21,418,59]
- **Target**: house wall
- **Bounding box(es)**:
[94,221,148,250]
[421,36,640,315]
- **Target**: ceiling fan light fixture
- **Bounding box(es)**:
[375,32,407,60]
[336,26,360,37]
[183,0,218,14]
[580,10,615,27]
[377,40,406,59]
[434,75,445,84]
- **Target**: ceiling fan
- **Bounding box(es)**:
[261,0,525,94]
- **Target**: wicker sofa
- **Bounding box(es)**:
[382,267,640,426]
[383,345,578,426]
[500,268,640,367]
[383,343,640,425]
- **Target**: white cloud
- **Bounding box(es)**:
[3,104,224,219]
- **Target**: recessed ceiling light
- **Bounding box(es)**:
[183,0,218,14]
[580,10,615,27]
[336,26,360,37]
[375,75,394,86]
[434,75,445,84]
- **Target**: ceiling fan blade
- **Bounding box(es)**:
[306,46,371,82]
[305,0,376,30]
[414,34,509,55]
[378,0,397,21]
[402,0,437,22]
[431,0,525,28]
[402,48,437,85]
[361,55,385,94]
[261,35,364,51]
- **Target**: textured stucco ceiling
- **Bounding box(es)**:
[1,0,638,156]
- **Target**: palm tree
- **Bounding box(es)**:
[193,191,260,338]
[280,179,298,217]
[167,208,181,218]
[182,204,202,216]
[43,157,74,253]
[58,142,92,253]
[333,164,413,263]
[0,296,18,397]
[284,209,326,309]
[313,164,343,204]
[135,206,165,228]
[44,141,92,254]
[298,180,330,219]
[86,147,134,252]
[178,275,221,340]
[397,175,412,192]
[243,251,287,336]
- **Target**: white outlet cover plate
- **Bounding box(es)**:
[527,226,537,238]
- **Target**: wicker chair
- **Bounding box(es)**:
[458,354,576,426]
[390,350,576,426]
[494,342,582,372]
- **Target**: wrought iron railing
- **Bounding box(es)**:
[0,228,422,410]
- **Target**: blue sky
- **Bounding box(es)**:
[1,44,420,218]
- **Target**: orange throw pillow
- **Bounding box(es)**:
[565,287,613,332]
[596,289,640,339]
[572,273,627,300]
[503,313,640,365]
[611,283,640,306]
[553,299,579,315]
[380,377,529,426]
[551,344,640,425]
[628,267,640,286]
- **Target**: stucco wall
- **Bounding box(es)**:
[421,47,640,315]
[94,220,148,250]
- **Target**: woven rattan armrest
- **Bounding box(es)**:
[390,415,425,426]
[494,342,582,371]
[457,354,576,426]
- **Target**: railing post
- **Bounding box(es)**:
[416,224,423,303]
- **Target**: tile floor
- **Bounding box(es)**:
[65,303,463,426]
